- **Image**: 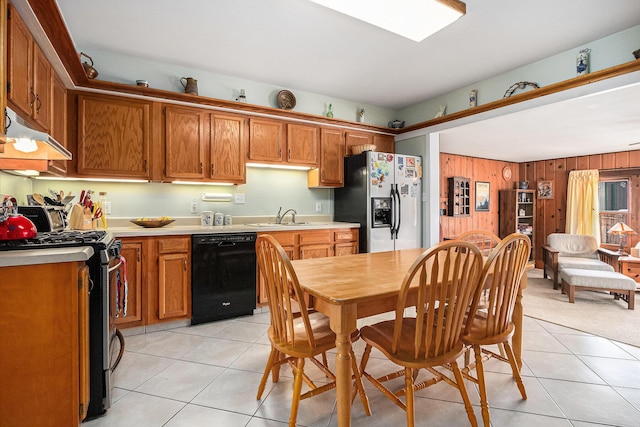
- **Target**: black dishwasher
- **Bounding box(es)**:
[191,233,257,324]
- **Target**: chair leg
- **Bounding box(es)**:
[404,367,415,427]
[289,357,305,427]
[350,348,371,416]
[451,360,479,427]
[257,347,278,400]
[503,341,527,400]
[473,345,489,427]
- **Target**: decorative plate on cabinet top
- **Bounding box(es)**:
[277,90,296,110]
[502,166,512,181]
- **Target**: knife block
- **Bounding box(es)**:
[68,204,95,230]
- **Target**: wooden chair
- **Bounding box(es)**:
[359,241,484,427]
[457,230,501,256]
[460,233,531,427]
[255,235,370,427]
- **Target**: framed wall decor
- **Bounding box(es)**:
[537,180,554,199]
[475,181,490,211]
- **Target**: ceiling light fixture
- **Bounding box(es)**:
[309,0,466,42]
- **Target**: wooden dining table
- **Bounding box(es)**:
[291,248,529,427]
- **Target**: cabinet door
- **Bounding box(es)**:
[373,134,395,153]
[287,123,318,166]
[210,113,247,183]
[115,240,143,326]
[48,73,68,175]
[32,43,52,131]
[164,106,207,179]
[7,4,33,119]
[77,94,151,178]
[300,244,333,259]
[317,128,345,186]
[334,242,358,256]
[248,118,284,162]
[158,252,190,319]
[78,265,90,422]
[345,131,372,156]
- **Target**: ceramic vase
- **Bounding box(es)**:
[577,48,590,76]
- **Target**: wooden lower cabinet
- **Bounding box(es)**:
[256,228,359,303]
[1,262,90,426]
[115,239,144,327]
[116,236,191,328]
[156,237,191,320]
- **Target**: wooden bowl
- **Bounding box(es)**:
[130,219,175,228]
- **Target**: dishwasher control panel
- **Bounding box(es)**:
[193,233,257,244]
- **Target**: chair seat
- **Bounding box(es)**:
[361,319,466,369]
[461,317,515,346]
[269,311,361,357]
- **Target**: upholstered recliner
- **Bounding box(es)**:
[542,233,621,289]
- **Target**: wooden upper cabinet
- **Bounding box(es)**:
[32,43,52,130]
[287,123,318,166]
[7,4,52,131]
[373,134,395,153]
[7,4,33,119]
[308,127,345,188]
[164,105,207,179]
[248,118,284,162]
[345,131,373,156]
[76,93,151,178]
[210,113,247,183]
[47,73,68,175]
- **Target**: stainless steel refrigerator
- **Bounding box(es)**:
[334,151,422,253]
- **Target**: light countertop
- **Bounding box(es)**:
[0,246,94,268]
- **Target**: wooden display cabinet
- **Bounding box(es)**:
[499,189,536,259]
[447,176,471,217]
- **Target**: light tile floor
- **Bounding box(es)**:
[84,310,640,427]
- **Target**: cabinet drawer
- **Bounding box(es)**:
[299,230,331,245]
[334,229,357,242]
[621,263,640,282]
[260,231,297,246]
[158,237,190,253]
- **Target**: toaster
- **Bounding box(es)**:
[17,205,66,232]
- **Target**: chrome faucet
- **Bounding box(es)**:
[276,207,297,224]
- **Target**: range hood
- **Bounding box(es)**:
[0,107,72,161]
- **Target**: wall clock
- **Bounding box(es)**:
[502,166,512,181]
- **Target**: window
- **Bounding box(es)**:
[599,179,629,244]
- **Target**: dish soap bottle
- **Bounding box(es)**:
[326,103,334,118]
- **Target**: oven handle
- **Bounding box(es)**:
[108,259,123,273]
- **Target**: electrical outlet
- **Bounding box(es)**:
[190,199,199,214]
[234,193,245,204]
[315,202,322,212]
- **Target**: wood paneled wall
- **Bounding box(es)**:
[439,153,520,239]
[519,150,640,262]
[440,150,640,266]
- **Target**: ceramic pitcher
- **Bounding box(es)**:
[180,77,198,95]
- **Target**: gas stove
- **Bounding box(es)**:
[0,230,114,251]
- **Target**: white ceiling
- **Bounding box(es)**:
[51,0,640,162]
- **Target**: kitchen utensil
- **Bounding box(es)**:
[43,196,63,206]
[180,77,198,95]
[93,207,103,219]
[32,193,45,206]
[79,190,86,206]
[80,52,99,79]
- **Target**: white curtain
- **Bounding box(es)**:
[565,169,600,243]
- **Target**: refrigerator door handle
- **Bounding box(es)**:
[389,187,395,239]
[394,184,401,239]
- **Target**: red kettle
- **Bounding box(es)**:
[1,196,37,241]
